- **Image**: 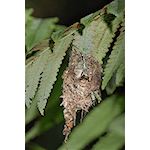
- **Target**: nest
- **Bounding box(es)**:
[60,49,102,142]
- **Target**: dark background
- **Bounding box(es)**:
[25,0,125,149]
[25,0,113,26]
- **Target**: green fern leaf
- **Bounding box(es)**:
[51,22,79,44]
[92,132,124,150]
[107,0,125,22]
[105,66,124,95]
[25,17,59,51]
[102,21,125,90]
[72,20,98,57]
[25,22,76,114]
[105,69,118,95]
[30,39,51,52]
[25,62,66,142]
[72,7,108,57]
[92,114,125,150]
[37,35,74,115]
[80,5,107,26]
[25,56,36,65]
[108,113,125,136]
[73,4,121,65]
[116,22,125,85]
[116,58,125,85]
[25,49,51,108]
[25,39,51,60]
[93,17,121,65]
[25,8,34,25]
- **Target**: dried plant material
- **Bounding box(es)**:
[60,49,102,142]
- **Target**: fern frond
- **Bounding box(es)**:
[25,8,34,25]
[37,35,74,115]
[51,22,79,44]
[73,10,121,64]
[92,132,124,150]
[25,49,51,108]
[80,5,107,26]
[116,21,125,85]
[25,21,78,114]
[107,0,125,22]
[25,39,51,60]
[25,56,36,65]
[93,17,121,65]
[25,17,59,51]
[72,20,98,57]
[102,21,125,90]
[92,114,125,149]
[105,69,118,95]
[116,58,125,85]
[30,39,50,52]
[72,7,108,57]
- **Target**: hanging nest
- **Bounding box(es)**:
[60,49,102,142]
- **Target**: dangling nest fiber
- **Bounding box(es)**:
[60,49,102,142]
